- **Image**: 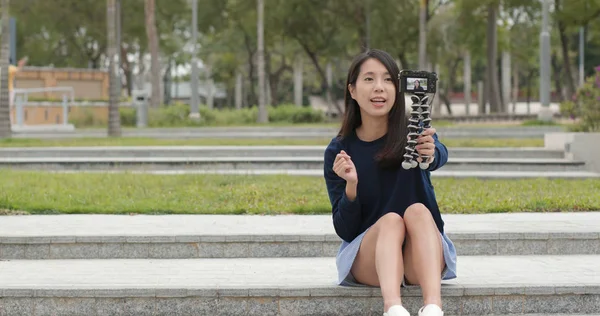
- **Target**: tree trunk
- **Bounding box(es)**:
[441,58,460,116]
[555,0,576,100]
[239,28,257,107]
[363,0,370,50]
[0,0,10,138]
[551,52,564,100]
[294,54,303,106]
[265,52,273,106]
[501,51,511,113]
[512,63,519,113]
[107,0,121,137]
[145,0,161,108]
[418,0,427,69]
[298,43,342,114]
[136,49,146,90]
[463,51,472,115]
[235,72,243,109]
[163,57,172,106]
[256,0,268,122]
[121,45,133,97]
[526,69,535,113]
[204,61,214,109]
[478,80,485,114]
[486,2,502,113]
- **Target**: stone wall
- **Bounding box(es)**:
[9,101,129,126]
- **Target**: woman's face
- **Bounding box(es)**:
[348,58,396,119]
[415,80,420,87]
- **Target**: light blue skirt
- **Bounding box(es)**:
[336,227,457,286]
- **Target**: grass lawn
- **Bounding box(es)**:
[0,170,597,215]
[0,137,545,147]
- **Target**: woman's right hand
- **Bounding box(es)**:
[333,150,358,184]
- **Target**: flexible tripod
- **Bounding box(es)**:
[402,92,434,170]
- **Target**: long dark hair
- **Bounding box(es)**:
[337,49,408,169]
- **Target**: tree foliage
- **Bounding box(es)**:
[7,0,600,109]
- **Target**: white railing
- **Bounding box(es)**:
[12,87,75,127]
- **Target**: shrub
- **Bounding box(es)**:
[560,65,600,132]
[69,102,327,128]
[521,119,558,126]
[268,104,325,123]
[119,107,137,127]
[68,107,105,127]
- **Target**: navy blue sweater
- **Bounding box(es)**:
[323,130,448,243]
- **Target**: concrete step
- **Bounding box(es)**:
[11,126,563,139]
[43,169,600,179]
[10,124,75,133]
[0,157,588,172]
[2,213,598,260]
[0,146,565,159]
[0,256,598,315]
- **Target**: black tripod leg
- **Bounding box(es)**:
[402,95,421,169]
[419,95,433,169]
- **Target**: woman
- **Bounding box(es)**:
[323,49,457,316]
[413,79,424,92]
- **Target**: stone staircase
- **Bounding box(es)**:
[0,146,567,159]
[1,212,599,315]
[10,126,564,139]
[1,146,599,178]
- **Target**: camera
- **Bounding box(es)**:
[399,70,437,94]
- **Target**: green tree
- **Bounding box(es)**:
[13,0,107,68]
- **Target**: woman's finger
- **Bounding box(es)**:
[333,164,342,175]
[417,142,435,150]
[334,161,348,173]
[335,163,348,176]
[418,136,434,144]
[421,128,436,136]
[333,159,344,172]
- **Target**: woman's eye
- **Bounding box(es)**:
[385,78,392,81]
[364,77,373,81]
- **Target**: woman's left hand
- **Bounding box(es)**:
[415,127,436,163]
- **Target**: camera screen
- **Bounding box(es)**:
[407,77,427,91]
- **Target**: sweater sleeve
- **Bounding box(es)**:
[323,140,362,242]
[426,133,448,172]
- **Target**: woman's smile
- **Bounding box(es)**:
[370,97,387,108]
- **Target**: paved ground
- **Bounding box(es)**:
[1,212,598,315]
[1,256,599,289]
[2,212,600,237]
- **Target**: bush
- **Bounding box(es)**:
[521,119,558,126]
[69,102,327,128]
[560,66,600,132]
[148,103,195,127]
[268,104,325,123]
[68,107,106,127]
[119,107,137,127]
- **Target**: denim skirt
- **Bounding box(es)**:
[336,227,457,286]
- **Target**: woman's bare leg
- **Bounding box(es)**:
[402,203,446,308]
[350,212,406,312]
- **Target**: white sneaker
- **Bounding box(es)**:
[384,305,411,316]
[418,304,444,316]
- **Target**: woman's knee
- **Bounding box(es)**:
[403,203,434,228]
[375,212,406,237]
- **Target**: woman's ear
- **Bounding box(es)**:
[348,84,356,100]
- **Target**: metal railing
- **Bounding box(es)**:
[12,87,75,127]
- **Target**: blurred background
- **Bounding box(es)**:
[0,0,599,136]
